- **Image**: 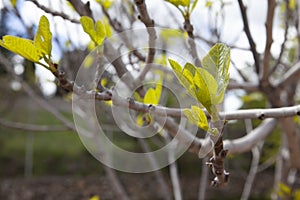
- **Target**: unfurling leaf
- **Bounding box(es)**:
[168,59,197,99]
[0,15,52,66]
[168,43,230,122]
[0,36,41,62]
[80,16,106,45]
[96,0,114,9]
[165,0,190,7]
[10,0,17,7]
[144,77,163,105]
[202,43,230,104]
[183,106,208,131]
[34,15,52,57]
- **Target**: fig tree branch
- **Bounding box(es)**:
[28,0,80,23]
[261,0,276,83]
[134,0,157,82]
[237,0,260,74]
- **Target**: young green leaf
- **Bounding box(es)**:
[96,0,113,9]
[0,36,41,62]
[168,59,197,99]
[202,43,230,104]
[183,105,208,131]
[80,16,106,45]
[191,0,198,11]
[144,77,163,105]
[144,88,157,105]
[34,15,52,57]
[193,67,218,114]
[165,0,190,7]
[11,0,17,7]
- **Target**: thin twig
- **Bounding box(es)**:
[237,0,260,74]
[269,0,290,76]
[241,119,263,200]
[184,18,201,67]
[261,0,276,84]
[134,0,157,82]
[28,0,80,23]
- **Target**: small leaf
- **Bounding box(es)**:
[202,43,230,104]
[34,15,52,57]
[96,0,113,9]
[89,195,100,200]
[144,88,157,104]
[168,59,197,99]
[205,0,213,7]
[165,0,190,7]
[183,106,208,131]
[193,67,217,114]
[191,0,198,11]
[0,36,41,62]
[80,16,106,45]
[276,182,291,198]
[10,0,17,7]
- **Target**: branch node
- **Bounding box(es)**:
[258,113,265,120]
[148,104,155,111]
[127,97,135,105]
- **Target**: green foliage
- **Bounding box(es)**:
[0,36,42,63]
[202,42,230,104]
[169,43,230,128]
[276,182,300,200]
[34,15,52,59]
[165,0,198,19]
[0,15,53,70]
[96,0,114,9]
[165,0,190,7]
[144,77,163,105]
[10,0,17,7]
[80,16,106,45]
[183,105,209,131]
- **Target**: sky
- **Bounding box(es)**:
[1,0,287,111]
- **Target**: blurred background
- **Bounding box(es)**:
[0,0,299,199]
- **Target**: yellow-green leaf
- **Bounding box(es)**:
[144,88,157,105]
[191,0,198,11]
[0,36,41,62]
[11,0,17,7]
[193,67,217,114]
[202,43,230,104]
[165,0,190,7]
[168,59,197,99]
[34,15,52,57]
[89,195,100,200]
[80,16,106,45]
[183,106,208,131]
[96,0,113,9]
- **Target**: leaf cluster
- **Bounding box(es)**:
[0,15,53,70]
[169,43,230,131]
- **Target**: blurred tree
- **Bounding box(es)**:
[0,0,300,199]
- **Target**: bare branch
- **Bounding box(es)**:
[270,0,290,76]
[67,0,92,18]
[224,118,277,154]
[228,80,259,92]
[184,19,202,67]
[241,119,263,200]
[261,0,276,84]
[28,0,80,23]
[275,61,300,88]
[237,0,260,74]
[134,0,157,82]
